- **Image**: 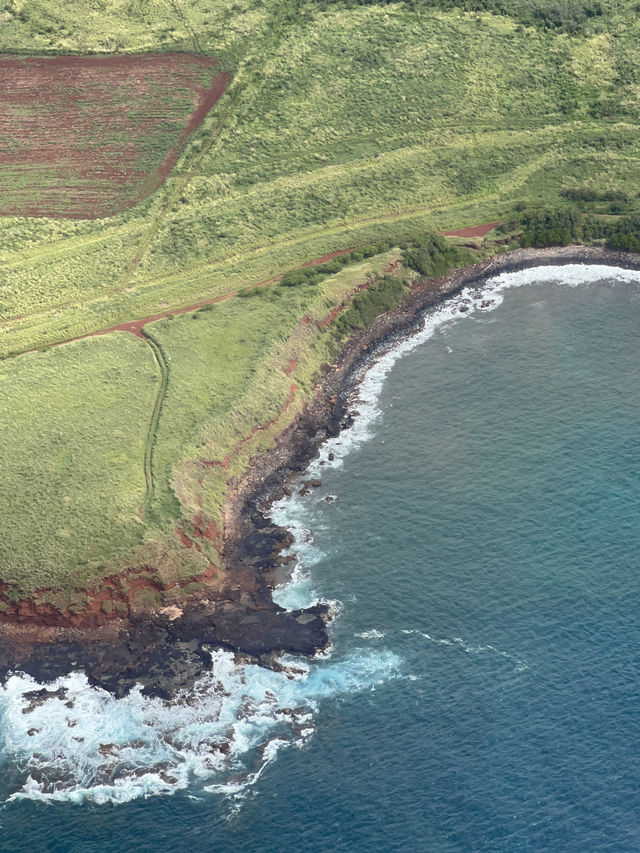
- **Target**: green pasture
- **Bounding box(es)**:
[0,334,158,601]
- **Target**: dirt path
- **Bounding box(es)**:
[140,330,170,519]
[440,221,500,238]
[35,247,358,352]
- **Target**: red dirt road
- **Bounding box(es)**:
[301,248,354,267]
[31,233,477,353]
[440,221,499,238]
[38,249,359,351]
[0,53,230,219]
[45,277,282,350]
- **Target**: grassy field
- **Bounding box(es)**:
[0,250,401,607]
[2,0,640,608]
[0,334,158,600]
[3,2,640,356]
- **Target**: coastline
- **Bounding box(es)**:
[2,243,639,697]
[221,243,640,568]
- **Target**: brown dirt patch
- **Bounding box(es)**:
[320,305,346,327]
[0,53,230,219]
[440,221,500,238]
[301,248,354,267]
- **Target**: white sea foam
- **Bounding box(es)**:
[401,629,527,673]
[0,647,401,806]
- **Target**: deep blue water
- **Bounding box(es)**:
[1,267,640,851]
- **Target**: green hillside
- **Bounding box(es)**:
[1,0,639,612]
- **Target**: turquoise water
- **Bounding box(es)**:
[1,266,640,851]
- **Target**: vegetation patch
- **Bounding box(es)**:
[323,0,606,34]
[334,275,406,333]
[4,0,640,617]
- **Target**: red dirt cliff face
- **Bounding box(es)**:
[0,552,226,630]
[0,53,230,219]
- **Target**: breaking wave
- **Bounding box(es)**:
[0,648,401,806]
[400,630,528,673]
[283,264,640,479]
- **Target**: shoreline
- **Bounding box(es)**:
[2,244,640,696]
[221,243,640,562]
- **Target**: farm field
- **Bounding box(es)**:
[3,0,640,612]
[0,53,229,218]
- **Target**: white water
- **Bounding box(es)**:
[278,263,640,487]
[0,648,401,805]
[3,264,637,807]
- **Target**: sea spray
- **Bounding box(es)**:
[0,648,401,805]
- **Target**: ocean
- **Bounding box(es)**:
[1,265,639,851]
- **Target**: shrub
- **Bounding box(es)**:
[335,275,406,333]
[519,207,583,247]
[605,214,640,251]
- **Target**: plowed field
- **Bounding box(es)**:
[0,53,230,219]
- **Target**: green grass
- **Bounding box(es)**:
[3,0,640,605]
[3,3,640,356]
[0,246,401,604]
[0,334,158,599]
[145,251,401,553]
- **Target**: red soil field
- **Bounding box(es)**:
[0,53,230,219]
[440,221,500,238]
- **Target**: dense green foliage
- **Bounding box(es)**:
[519,208,584,247]
[279,243,395,287]
[499,205,640,249]
[327,0,606,34]
[605,214,640,251]
[335,275,407,332]
[404,234,475,277]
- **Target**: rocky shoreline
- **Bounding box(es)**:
[1,244,639,698]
